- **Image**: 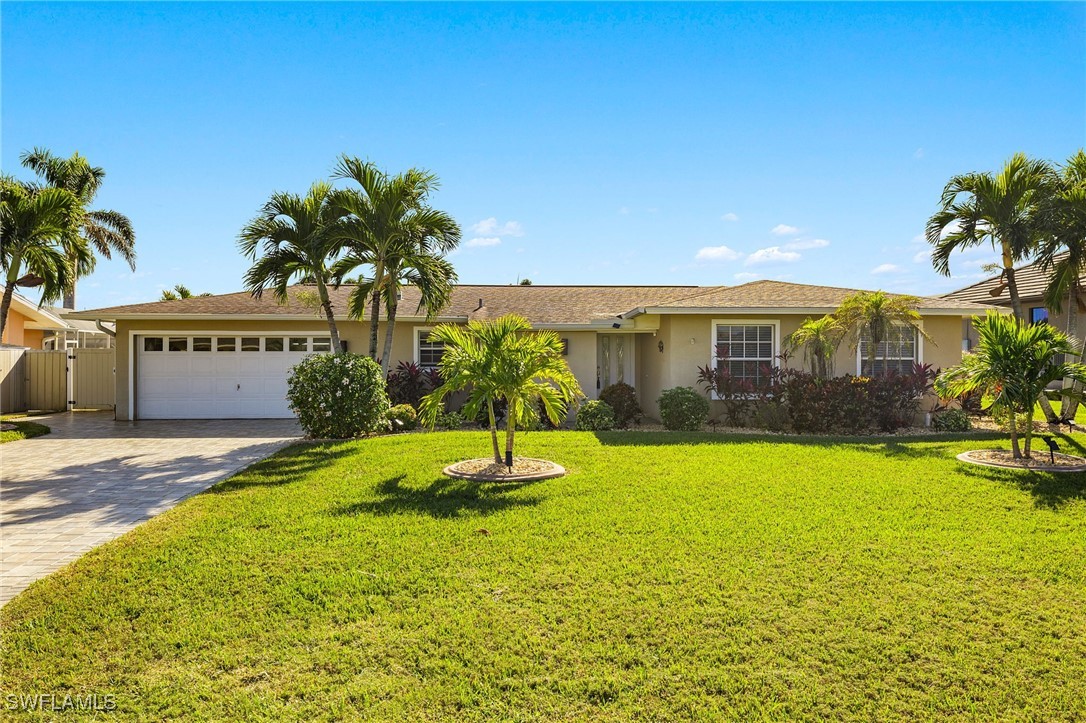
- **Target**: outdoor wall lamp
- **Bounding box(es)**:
[657,340,664,353]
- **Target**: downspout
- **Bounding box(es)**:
[95,319,116,338]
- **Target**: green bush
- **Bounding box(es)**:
[932,408,972,432]
[599,382,642,428]
[434,410,466,430]
[287,353,389,438]
[990,406,1033,434]
[658,387,710,432]
[386,404,418,433]
[576,400,616,431]
[752,401,791,432]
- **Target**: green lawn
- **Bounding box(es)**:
[3,431,1086,720]
[0,417,50,444]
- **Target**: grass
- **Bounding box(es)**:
[0,416,50,444]
[3,430,1086,720]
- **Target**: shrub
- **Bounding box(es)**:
[990,406,1034,434]
[287,353,388,438]
[434,410,466,430]
[773,367,929,434]
[697,362,755,426]
[386,404,418,432]
[658,387,709,432]
[474,398,508,428]
[386,361,441,408]
[752,401,791,432]
[598,383,642,428]
[932,408,972,432]
[576,400,616,431]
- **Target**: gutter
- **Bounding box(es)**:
[95,319,116,337]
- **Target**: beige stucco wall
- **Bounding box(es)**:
[1,309,30,346]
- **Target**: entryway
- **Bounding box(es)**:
[596,333,634,396]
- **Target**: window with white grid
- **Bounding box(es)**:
[858,325,918,376]
[713,323,776,385]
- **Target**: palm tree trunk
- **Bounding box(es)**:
[1004,258,1024,321]
[487,399,501,464]
[1009,413,1022,459]
[1,256,22,342]
[1023,408,1034,459]
[368,261,384,360]
[1063,287,1082,419]
[380,293,398,377]
[504,400,516,468]
[314,278,342,353]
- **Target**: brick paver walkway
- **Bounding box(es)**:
[0,412,300,605]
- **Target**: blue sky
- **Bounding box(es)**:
[3,2,1084,310]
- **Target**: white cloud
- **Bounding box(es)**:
[783,238,830,251]
[770,224,800,236]
[746,246,801,266]
[471,217,524,237]
[465,237,502,248]
[733,272,760,282]
[912,249,931,263]
[695,245,743,262]
[914,147,925,159]
[721,212,739,222]
[911,234,926,244]
[871,263,904,274]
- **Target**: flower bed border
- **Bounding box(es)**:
[956,450,1086,473]
[443,457,567,482]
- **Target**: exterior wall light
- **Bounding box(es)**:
[658,340,664,353]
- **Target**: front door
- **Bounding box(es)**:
[596,333,634,396]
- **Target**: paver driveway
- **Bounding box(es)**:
[0,412,300,605]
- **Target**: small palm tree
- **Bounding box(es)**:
[160,284,212,301]
[238,181,345,351]
[331,156,461,374]
[926,153,1056,321]
[420,315,582,466]
[834,291,931,376]
[20,148,136,308]
[0,178,85,340]
[935,312,1086,459]
[785,315,843,378]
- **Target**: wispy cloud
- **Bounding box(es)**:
[695,245,742,262]
[746,246,800,266]
[871,263,904,274]
[471,217,524,237]
[465,236,502,248]
[912,249,931,263]
[721,212,739,222]
[770,224,800,236]
[783,238,829,251]
[618,206,630,215]
[913,147,925,160]
[733,272,760,282]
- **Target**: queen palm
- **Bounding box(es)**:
[785,315,843,378]
[420,315,582,466]
[834,291,931,377]
[927,153,1056,321]
[935,312,1086,459]
[20,148,136,308]
[0,178,85,339]
[331,155,461,375]
[238,181,345,351]
[160,284,212,301]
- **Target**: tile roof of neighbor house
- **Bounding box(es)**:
[71,279,997,325]
[942,253,1078,305]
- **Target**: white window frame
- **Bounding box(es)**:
[414,327,445,369]
[855,322,924,376]
[710,319,780,398]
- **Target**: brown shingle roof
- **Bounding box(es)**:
[632,280,996,313]
[942,254,1075,305]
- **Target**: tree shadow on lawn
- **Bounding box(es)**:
[209,441,361,494]
[330,474,545,519]
[957,465,1086,510]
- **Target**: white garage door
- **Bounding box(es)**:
[137,334,331,419]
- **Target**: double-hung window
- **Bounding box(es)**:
[417,330,445,369]
[712,321,777,386]
[858,325,919,376]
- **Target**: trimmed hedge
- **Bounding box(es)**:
[658,387,710,431]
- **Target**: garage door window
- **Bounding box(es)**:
[289,337,308,352]
[144,337,163,352]
[241,337,260,352]
[312,337,331,352]
[265,337,284,352]
[168,337,188,352]
[217,337,236,352]
[193,337,212,352]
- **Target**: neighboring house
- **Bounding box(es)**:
[942,253,1080,349]
[40,309,116,350]
[68,280,994,421]
[0,289,68,348]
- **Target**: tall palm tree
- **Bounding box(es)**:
[238,181,345,351]
[935,312,1086,459]
[784,315,843,378]
[1037,150,1086,417]
[0,178,85,339]
[421,315,582,466]
[927,152,1056,321]
[20,148,136,308]
[331,155,461,375]
[834,291,931,377]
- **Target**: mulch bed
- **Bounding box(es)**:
[958,449,1086,472]
[443,457,566,482]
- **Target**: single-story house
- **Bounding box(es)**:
[69,280,995,421]
[0,289,69,348]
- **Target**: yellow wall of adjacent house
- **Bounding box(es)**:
[1,308,30,346]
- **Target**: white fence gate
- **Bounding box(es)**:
[0,348,115,414]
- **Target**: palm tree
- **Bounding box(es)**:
[238,181,345,351]
[785,315,843,378]
[20,148,136,308]
[0,178,85,340]
[927,153,1056,321]
[935,312,1086,459]
[159,284,212,301]
[420,315,582,466]
[834,291,931,376]
[331,155,461,375]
